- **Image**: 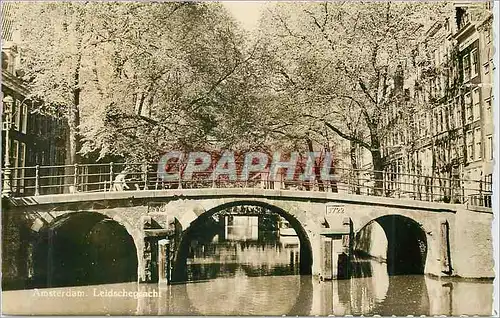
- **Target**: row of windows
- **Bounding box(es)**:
[3,96,67,138]
[462,32,494,83]
[385,125,493,166]
[466,128,494,163]
[6,97,29,134]
[415,42,493,109]
[410,131,492,170]
[411,91,492,140]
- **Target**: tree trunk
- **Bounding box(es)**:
[68,19,83,166]
[322,127,337,193]
[350,140,360,194]
[305,137,324,191]
[64,48,82,193]
[68,90,81,165]
[370,132,384,196]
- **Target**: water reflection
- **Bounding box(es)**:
[186,240,301,281]
[2,261,493,316]
[2,222,493,316]
[184,213,301,282]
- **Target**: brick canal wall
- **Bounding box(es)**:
[451,206,494,278]
[1,210,33,290]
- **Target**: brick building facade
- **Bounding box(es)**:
[381,2,494,205]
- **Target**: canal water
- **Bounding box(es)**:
[2,229,494,315]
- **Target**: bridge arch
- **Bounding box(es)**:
[171,200,314,282]
[33,211,139,287]
[354,214,428,275]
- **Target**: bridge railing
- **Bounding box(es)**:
[2,162,493,207]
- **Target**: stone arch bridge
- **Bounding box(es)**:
[3,188,494,288]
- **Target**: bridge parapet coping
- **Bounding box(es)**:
[466,204,493,214]
[5,188,460,213]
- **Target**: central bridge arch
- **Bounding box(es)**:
[171,200,314,282]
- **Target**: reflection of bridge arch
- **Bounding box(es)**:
[355,214,428,275]
[172,200,313,282]
[183,275,313,315]
[33,212,138,287]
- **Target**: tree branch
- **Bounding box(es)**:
[303,114,371,150]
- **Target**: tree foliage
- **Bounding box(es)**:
[12,1,459,177]
[255,2,454,174]
[13,2,258,163]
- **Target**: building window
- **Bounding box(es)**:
[486,27,492,43]
[463,54,471,82]
[466,130,473,162]
[465,93,472,124]
[449,103,455,129]
[13,99,21,131]
[19,142,26,193]
[12,140,19,192]
[470,49,479,79]
[485,98,492,115]
[425,113,430,136]
[474,128,482,160]
[439,108,444,132]
[431,110,436,135]
[457,137,464,159]
[2,51,15,73]
[21,102,28,134]
[486,135,493,161]
[455,96,462,127]
[472,88,480,121]
[484,62,490,74]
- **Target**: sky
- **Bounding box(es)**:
[221,1,270,32]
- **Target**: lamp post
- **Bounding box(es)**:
[2,95,13,197]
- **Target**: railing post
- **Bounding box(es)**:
[34,165,40,196]
[73,164,79,193]
[178,168,182,189]
[109,162,114,192]
[143,162,148,190]
[450,178,455,204]
[382,171,386,197]
[430,176,434,202]
[461,180,465,204]
[347,169,351,194]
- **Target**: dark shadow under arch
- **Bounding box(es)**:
[33,212,138,288]
[355,215,427,275]
[172,201,313,283]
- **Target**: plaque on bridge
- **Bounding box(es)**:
[325,204,345,216]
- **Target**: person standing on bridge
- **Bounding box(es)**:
[112,169,130,191]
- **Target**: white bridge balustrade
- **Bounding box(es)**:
[2,162,493,208]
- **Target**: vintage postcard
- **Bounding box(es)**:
[1,0,498,316]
